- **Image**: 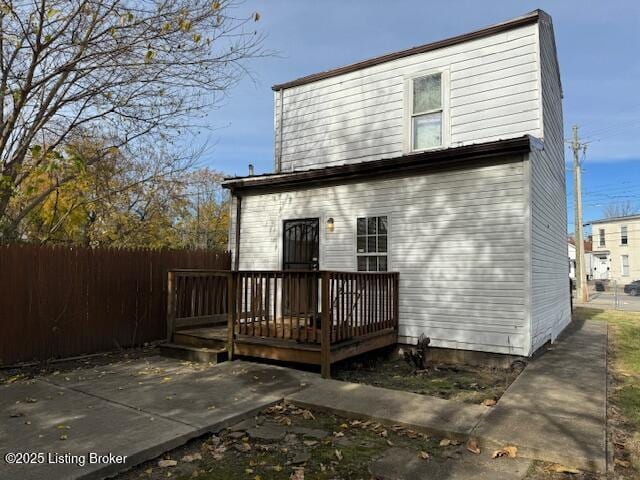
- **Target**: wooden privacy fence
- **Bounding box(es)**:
[0,244,230,365]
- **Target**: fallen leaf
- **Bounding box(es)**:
[290,467,304,480]
[466,438,481,455]
[615,458,631,468]
[339,423,348,429]
[418,451,430,460]
[158,459,178,468]
[335,449,343,461]
[25,397,38,403]
[492,446,518,459]
[547,463,580,474]
[334,431,344,438]
[482,399,497,407]
[181,453,202,462]
[59,435,68,440]
[303,440,318,447]
[379,429,388,438]
[302,410,315,420]
[273,465,283,472]
[386,439,394,446]
[439,439,452,447]
[245,468,254,474]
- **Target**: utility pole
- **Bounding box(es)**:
[572,125,588,303]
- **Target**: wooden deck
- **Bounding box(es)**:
[174,323,397,367]
[165,269,399,378]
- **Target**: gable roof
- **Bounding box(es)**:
[272,10,543,91]
[223,136,534,194]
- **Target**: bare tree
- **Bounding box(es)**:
[0,0,265,241]
[603,200,639,219]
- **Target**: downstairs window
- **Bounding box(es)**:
[356,216,388,271]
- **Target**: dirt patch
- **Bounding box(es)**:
[116,401,441,480]
[332,350,523,405]
[0,345,160,385]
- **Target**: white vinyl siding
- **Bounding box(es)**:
[275,23,541,172]
[230,156,529,355]
[529,12,570,353]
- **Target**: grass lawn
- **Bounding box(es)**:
[332,349,523,405]
[574,307,640,477]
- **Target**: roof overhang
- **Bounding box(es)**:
[223,136,534,195]
[272,10,542,91]
[585,214,640,225]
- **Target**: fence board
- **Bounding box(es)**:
[0,244,230,365]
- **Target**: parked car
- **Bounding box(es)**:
[624,281,640,296]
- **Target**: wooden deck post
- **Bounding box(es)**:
[167,270,176,342]
[321,271,331,379]
[227,272,236,360]
[393,273,400,332]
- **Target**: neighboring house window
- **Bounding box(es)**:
[599,228,605,247]
[409,72,444,151]
[622,255,630,277]
[621,226,628,245]
[356,216,388,271]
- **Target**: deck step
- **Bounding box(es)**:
[159,343,228,363]
[174,328,227,349]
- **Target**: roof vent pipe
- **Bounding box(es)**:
[248,164,254,176]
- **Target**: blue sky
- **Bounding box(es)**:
[194,0,640,234]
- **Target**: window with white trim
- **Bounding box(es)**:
[409,73,443,151]
[621,225,628,245]
[356,216,388,271]
[622,255,630,277]
[599,228,605,247]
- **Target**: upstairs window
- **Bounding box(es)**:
[621,226,628,245]
[356,216,388,271]
[599,228,605,247]
[408,72,446,151]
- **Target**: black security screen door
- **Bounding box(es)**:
[282,218,320,271]
[282,218,320,319]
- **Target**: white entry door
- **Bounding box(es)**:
[593,257,609,280]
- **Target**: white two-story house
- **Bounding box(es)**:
[223,10,570,358]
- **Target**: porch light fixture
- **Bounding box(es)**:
[326,217,335,233]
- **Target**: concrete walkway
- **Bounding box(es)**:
[286,319,608,475]
[473,319,608,472]
[1,359,316,480]
[287,379,487,439]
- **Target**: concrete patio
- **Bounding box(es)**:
[1,359,316,480]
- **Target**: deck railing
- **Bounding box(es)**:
[167,269,399,376]
[166,270,232,339]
